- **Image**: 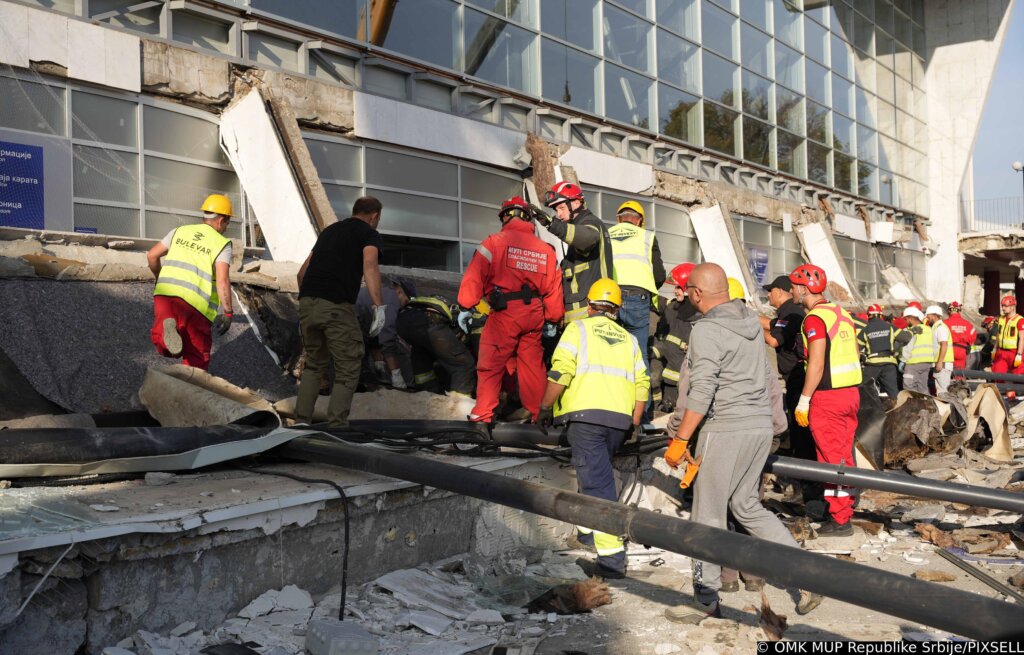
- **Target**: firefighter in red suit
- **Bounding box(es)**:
[944,301,976,375]
[991,295,1024,375]
[457,197,564,422]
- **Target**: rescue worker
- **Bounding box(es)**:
[458,196,564,423]
[925,305,954,395]
[395,292,476,397]
[663,263,821,622]
[945,302,977,374]
[535,182,613,322]
[538,279,649,579]
[608,201,667,375]
[147,193,235,371]
[790,264,862,537]
[979,315,998,370]
[857,304,900,398]
[899,306,933,394]
[991,295,1024,375]
[650,263,700,412]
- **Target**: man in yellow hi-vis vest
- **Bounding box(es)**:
[537,278,648,579]
[146,194,235,370]
[900,306,934,394]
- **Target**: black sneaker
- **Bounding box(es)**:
[816,519,854,537]
[575,557,625,580]
[664,599,723,624]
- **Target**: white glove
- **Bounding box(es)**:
[390,369,407,389]
[543,322,558,338]
[457,310,473,334]
[795,394,811,428]
[369,305,387,337]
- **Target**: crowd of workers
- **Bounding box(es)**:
[145,189,1022,626]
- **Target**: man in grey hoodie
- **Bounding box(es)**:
[663,263,821,624]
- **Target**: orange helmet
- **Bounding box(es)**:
[789,264,827,294]
[670,262,696,288]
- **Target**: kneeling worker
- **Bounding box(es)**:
[539,279,649,579]
[395,292,476,397]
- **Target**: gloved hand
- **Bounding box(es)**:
[390,369,407,389]
[369,305,387,337]
[795,394,812,428]
[1016,354,1023,369]
[213,313,233,336]
[530,204,552,226]
[664,438,689,469]
[536,406,554,434]
[542,322,558,338]
[457,309,473,334]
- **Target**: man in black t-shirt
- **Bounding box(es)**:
[295,196,385,426]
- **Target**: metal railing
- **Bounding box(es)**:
[961,196,1024,232]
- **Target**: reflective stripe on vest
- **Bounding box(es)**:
[608,222,657,293]
[998,316,1021,351]
[906,323,935,364]
[860,318,897,365]
[154,223,230,322]
[802,303,862,389]
[932,320,955,364]
[407,296,453,321]
[665,334,686,348]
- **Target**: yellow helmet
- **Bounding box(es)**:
[727,277,745,301]
[587,278,622,308]
[201,193,233,217]
[616,201,645,226]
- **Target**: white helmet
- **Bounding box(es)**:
[903,307,925,320]
[925,305,944,317]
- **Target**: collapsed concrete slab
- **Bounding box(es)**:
[138,365,277,428]
[794,221,863,305]
[688,204,757,302]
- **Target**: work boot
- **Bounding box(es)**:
[744,579,765,593]
[664,599,722,625]
[720,580,739,593]
[162,318,182,357]
[575,557,625,580]
[815,519,854,538]
[564,534,595,552]
[796,590,824,615]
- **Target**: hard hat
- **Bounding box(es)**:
[587,278,622,308]
[867,304,883,315]
[903,307,924,321]
[908,301,923,311]
[544,181,584,208]
[949,301,962,313]
[201,194,233,217]
[727,277,745,301]
[788,264,827,294]
[983,315,998,326]
[925,305,943,317]
[616,201,646,226]
[670,262,696,288]
[498,196,531,222]
[1001,294,1017,307]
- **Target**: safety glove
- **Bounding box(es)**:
[369,305,387,337]
[795,394,812,428]
[390,369,407,389]
[530,204,553,227]
[213,312,233,336]
[457,309,474,334]
[536,406,554,434]
[664,438,689,469]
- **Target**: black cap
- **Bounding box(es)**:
[763,275,792,292]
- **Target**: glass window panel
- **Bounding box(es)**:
[742,0,769,31]
[805,17,828,64]
[911,53,924,86]
[374,190,458,238]
[0,77,66,136]
[658,84,700,144]
[655,203,694,235]
[878,134,897,172]
[833,113,853,154]
[775,42,803,93]
[657,29,700,93]
[73,146,139,203]
[173,12,232,55]
[541,39,600,111]
[380,0,457,69]
[74,204,139,237]
[879,170,895,204]
[366,149,457,196]
[895,10,912,47]
[323,184,364,220]
[742,219,771,245]
[912,0,924,24]
[805,1,829,26]
[657,0,699,41]
[856,54,876,93]
[703,103,738,156]
[831,2,853,38]
[145,210,197,240]
[71,92,137,147]
[144,156,238,210]
[249,0,364,38]
[875,0,894,34]
[876,64,895,104]
[309,50,358,86]
[830,35,852,81]
[305,138,361,182]
[250,32,299,71]
[876,30,894,69]
[806,100,829,144]
[464,10,537,93]
[542,0,598,50]
[773,0,802,50]
[22,0,75,12]
[702,1,737,60]
[605,64,654,128]
[807,141,829,184]
[857,124,877,163]
[467,0,537,26]
[741,70,771,120]
[877,99,896,138]
[460,167,520,204]
[832,75,852,117]
[743,116,772,167]
[604,4,653,72]
[707,0,735,13]
[805,60,829,106]
[657,232,702,265]
[895,76,912,111]
[740,23,771,78]
[855,89,876,128]
[853,10,874,55]
[91,0,160,34]
[461,202,500,242]
[777,130,804,176]
[702,51,738,107]
[776,86,804,135]
[143,106,227,165]
[381,235,459,271]
[913,25,925,59]
[834,151,855,192]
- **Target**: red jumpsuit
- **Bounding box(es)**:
[992,314,1024,375]
[944,313,976,373]
[458,219,564,421]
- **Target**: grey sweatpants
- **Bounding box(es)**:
[934,363,953,395]
[902,363,932,394]
[691,426,801,604]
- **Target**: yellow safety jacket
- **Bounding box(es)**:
[996,315,1022,351]
[548,315,650,429]
[932,320,955,364]
[154,223,230,322]
[608,222,657,294]
[801,302,862,390]
[905,323,935,364]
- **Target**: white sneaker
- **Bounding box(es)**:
[162,318,182,356]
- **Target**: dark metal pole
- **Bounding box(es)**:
[277,437,1024,639]
[954,368,1024,384]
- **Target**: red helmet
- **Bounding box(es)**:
[949,301,962,313]
[789,264,827,294]
[544,181,584,207]
[867,304,883,315]
[1001,294,1017,307]
[499,196,531,222]
[670,262,696,288]
[983,315,998,326]
[908,301,923,311]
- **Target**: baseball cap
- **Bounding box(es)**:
[762,275,793,292]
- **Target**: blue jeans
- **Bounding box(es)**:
[618,292,652,420]
[568,422,627,572]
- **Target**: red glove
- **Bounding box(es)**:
[664,438,689,469]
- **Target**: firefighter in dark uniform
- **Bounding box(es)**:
[857,304,901,398]
[650,263,701,412]
[396,294,477,397]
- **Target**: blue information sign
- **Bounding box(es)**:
[748,247,770,286]
[0,141,45,229]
